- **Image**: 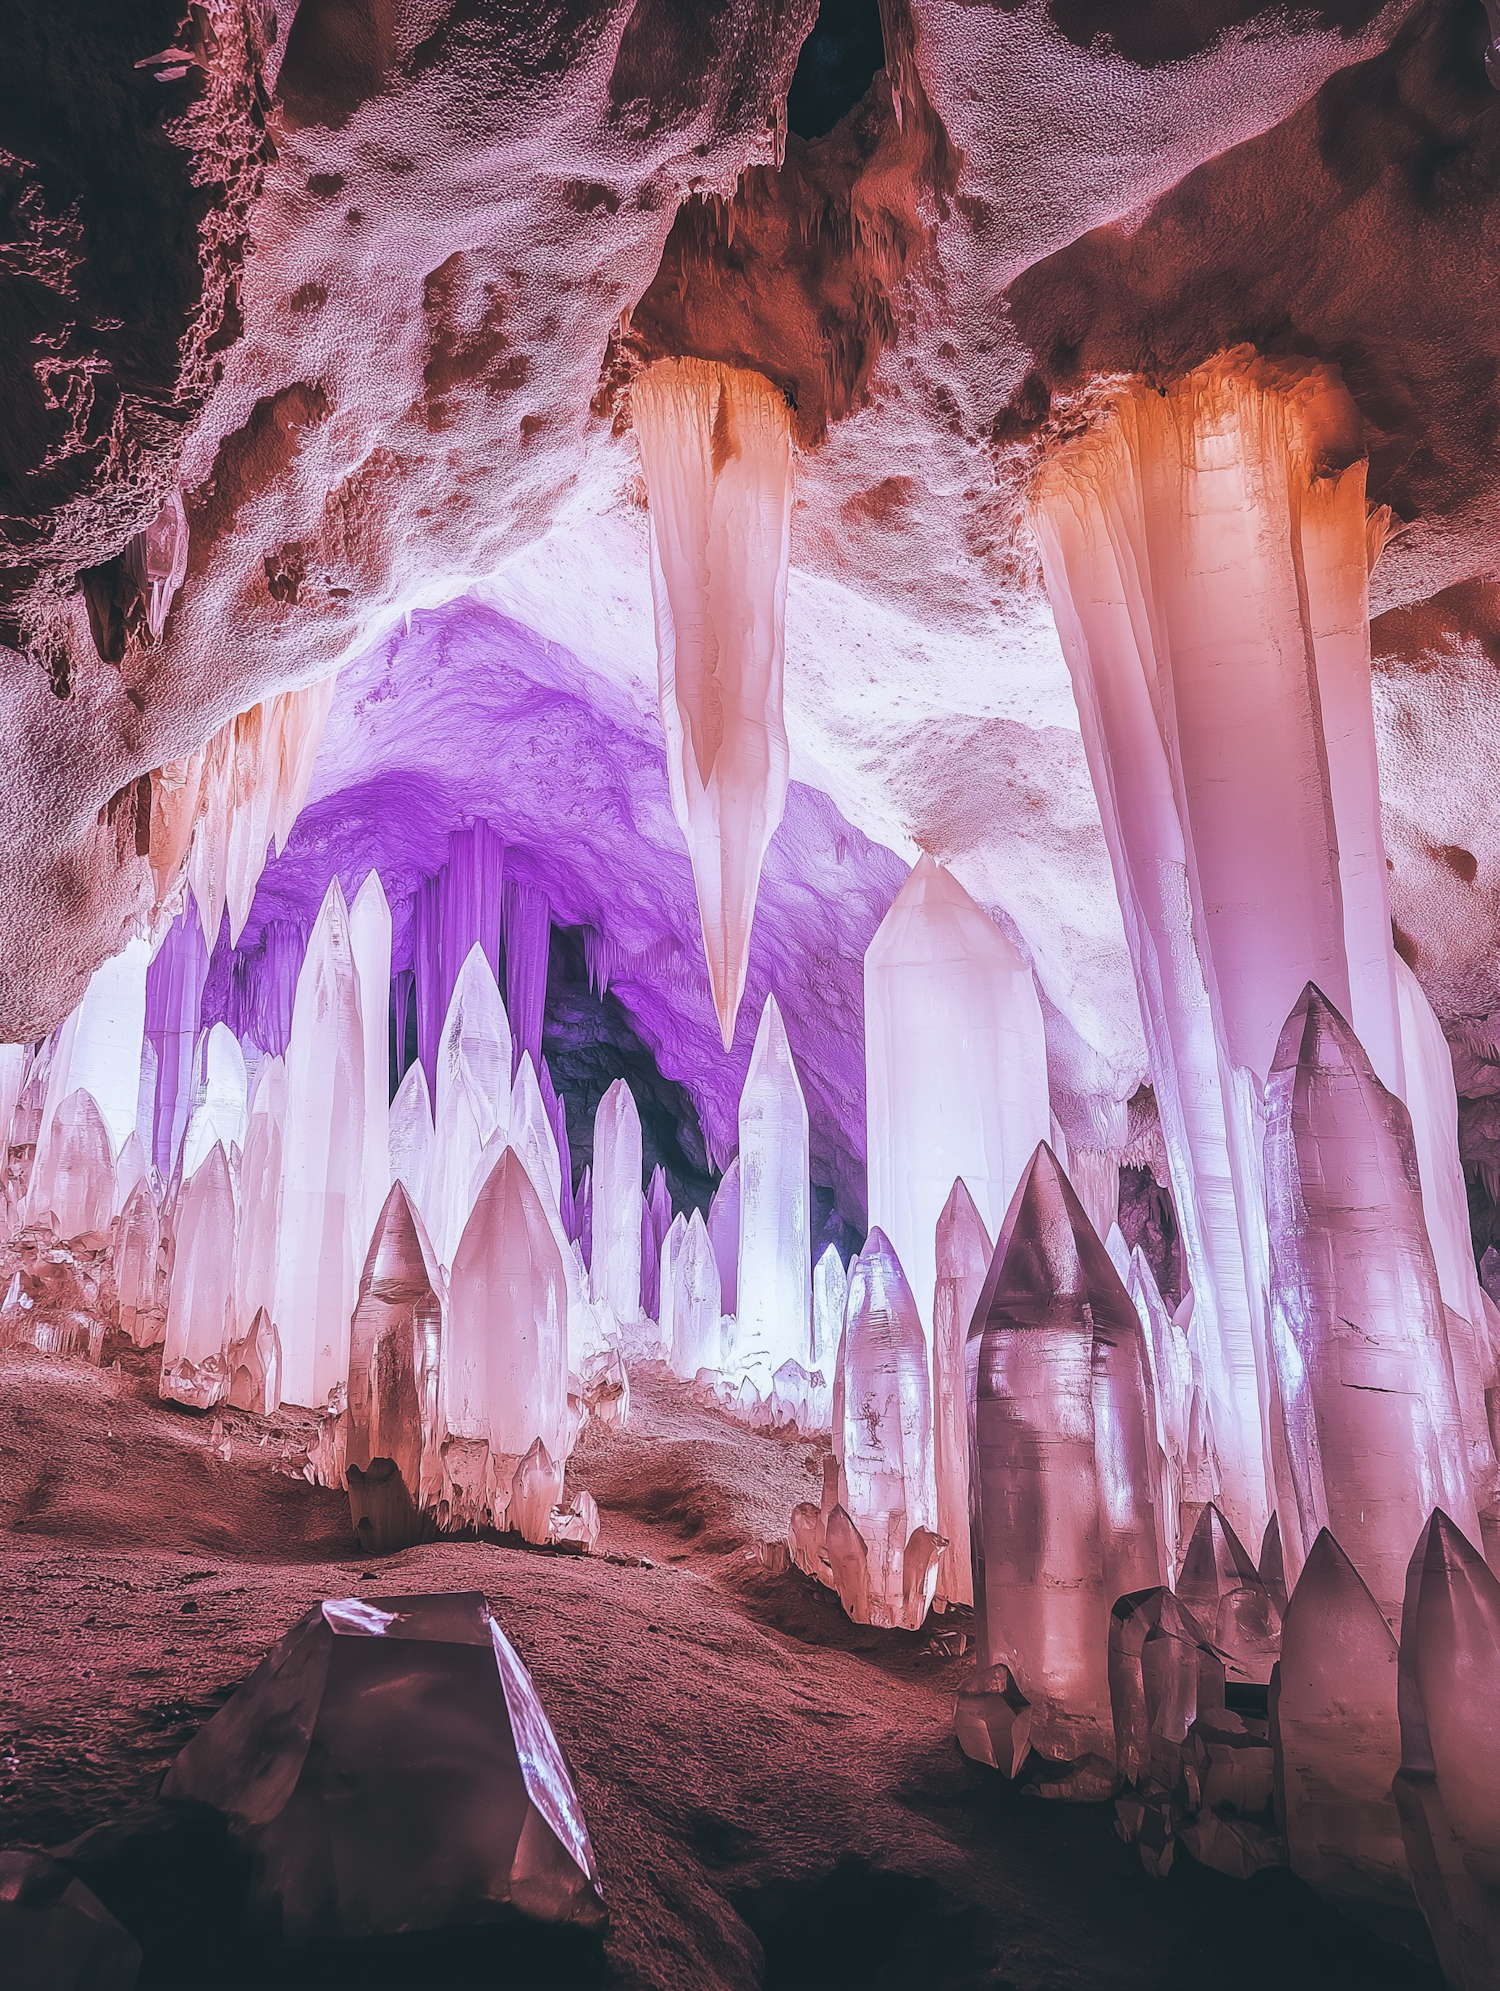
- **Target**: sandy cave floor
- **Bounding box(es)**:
[0,1348,1445,1991]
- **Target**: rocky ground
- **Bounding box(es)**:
[0,1343,1445,1990]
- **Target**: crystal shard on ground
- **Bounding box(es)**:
[932,1178,990,1611]
[632,357,793,1047]
[161,1591,604,1941]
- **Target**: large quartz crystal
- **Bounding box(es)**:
[234,1056,285,1349]
[388,1058,435,1221]
[631,357,793,1048]
[180,1024,247,1180]
[968,1143,1162,1770]
[1175,1503,1282,1687]
[160,1144,236,1409]
[707,1155,740,1315]
[32,1089,114,1245]
[665,1207,721,1380]
[112,1176,164,1348]
[1273,1527,1409,1912]
[427,943,511,1270]
[865,855,1049,1349]
[347,1181,443,1545]
[589,1078,642,1332]
[1109,1586,1225,1808]
[1265,984,1479,1623]
[1392,1510,1500,1989]
[932,1178,990,1611]
[161,1592,605,1941]
[0,1847,141,1991]
[839,1228,937,1629]
[729,994,810,1385]
[274,878,366,1407]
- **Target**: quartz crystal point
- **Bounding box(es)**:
[590,1079,642,1328]
[144,910,209,1178]
[509,1437,565,1546]
[410,822,506,1100]
[1266,985,1479,1622]
[274,879,366,1408]
[707,1155,740,1314]
[427,943,511,1269]
[666,1208,722,1380]
[348,1182,443,1528]
[731,995,811,1384]
[34,937,150,1172]
[349,870,392,1262]
[180,1023,247,1179]
[235,1056,285,1344]
[226,1306,282,1417]
[1175,1504,1282,1687]
[968,1143,1163,1766]
[632,357,793,1047]
[658,1211,686,1349]
[865,855,1050,1351]
[1392,1511,1500,1988]
[112,1131,149,1216]
[511,1054,562,1210]
[1273,1528,1409,1910]
[840,1229,936,1629]
[640,1164,672,1320]
[932,1179,991,1611]
[160,1144,236,1408]
[1108,1587,1225,1795]
[113,1177,164,1348]
[1259,1511,1290,1616]
[33,1090,115,1244]
[811,1241,846,1375]
[162,1591,605,1939]
[388,1058,434,1219]
[447,1149,568,1469]
[1031,354,1409,1551]
[0,1846,143,1991]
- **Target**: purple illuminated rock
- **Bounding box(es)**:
[0,1848,141,1991]
[1266,986,1479,1624]
[967,1143,1162,1769]
[1176,1503,1282,1687]
[410,822,506,1101]
[1392,1511,1500,1989]
[161,1591,604,1941]
[1273,1528,1409,1910]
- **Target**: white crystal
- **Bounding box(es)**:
[729,994,810,1386]
[589,1079,642,1329]
[348,870,392,1263]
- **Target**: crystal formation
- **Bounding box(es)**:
[589,1078,642,1331]
[730,993,810,1385]
[932,1177,990,1611]
[160,1144,236,1408]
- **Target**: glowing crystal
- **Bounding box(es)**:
[729,994,810,1385]
[589,1079,642,1330]
[347,1182,443,1531]
[160,1144,236,1408]
[932,1178,990,1612]
[113,1176,164,1348]
[427,943,510,1269]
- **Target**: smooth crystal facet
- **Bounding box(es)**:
[707,1156,740,1316]
[348,1181,443,1522]
[160,1144,236,1408]
[667,1208,721,1380]
[932,1178,991,1611]
[589,1079,642,1331]
[427,944,511,1270]
[730,994,810,1385]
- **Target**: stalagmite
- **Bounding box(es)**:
[1031,352,1409,1554]
[932,1178,991,1612]
[811,1242,846,1376]
[840,1229,936,1628]
[113,1177,164,1347]
[510,1054,561,1210]
[236,1056,285,1341]
[666,1208,721,1380]
[590,1079,642,1329]
[226,1307,281,1417]
[144,910,209,1178]
[348,870,392,1261]
[34,1091,114,1244]
[388,1060,434,1220]
[347,1182,442,1540]
[632,358,793,1047]
[426,944,510,1269]
[274,879,366,1409]
[730,994,810,1384]
[707,1156,740,1315]
[865,856,1050,1354]
[967,1144,1162,1773]
[1273,1529,1409,1911]
[1265,985,1478,1623]
[446,1149,568,1473]
[1392,1511,1500,1989]
[180,1023,248,1179]
[1175,1504,1282,1687]
[160,1145,236,1408]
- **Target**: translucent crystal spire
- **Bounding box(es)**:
[113,1175,164,1347]
[510,1054,562,1210]
[707,1155,740,1315]
[590,1079,642,1329]
[181,1023,247,1179]
[840,1229,936,1628]
[969,1143,1163,1764]
[632,357,794,1047]
[160,1145,236,1408]
[388,1060,434,1221]
[1125,1245,1191,1579]
[730,994,810,1384]
[274,878,366,1408]
[932,1178,991,1611]
[236,1055,285,1349]
[811,1242,847,1376]
[348,1181,442,1518]
[1031,354,1408,1551]
[865,855,1049,1350]
[409,822,506,1100]
[1175,1502,1282,1686]
[426,943,510,1269]
[348,870,392,1262]
[1392,1511,1500,1989]
[112,1130,149,1216]
[39,936,150,1166]
[1265,985,1479,1623]
[227,1306,282,1416]
[447,1148,568,1467]
[1275,1528,1409,1909]
[640,1165,672,1320]
[34,1090,115,1243]
[667,1207,722,1380]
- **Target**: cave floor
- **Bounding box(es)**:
[0,1347,1442,1991]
